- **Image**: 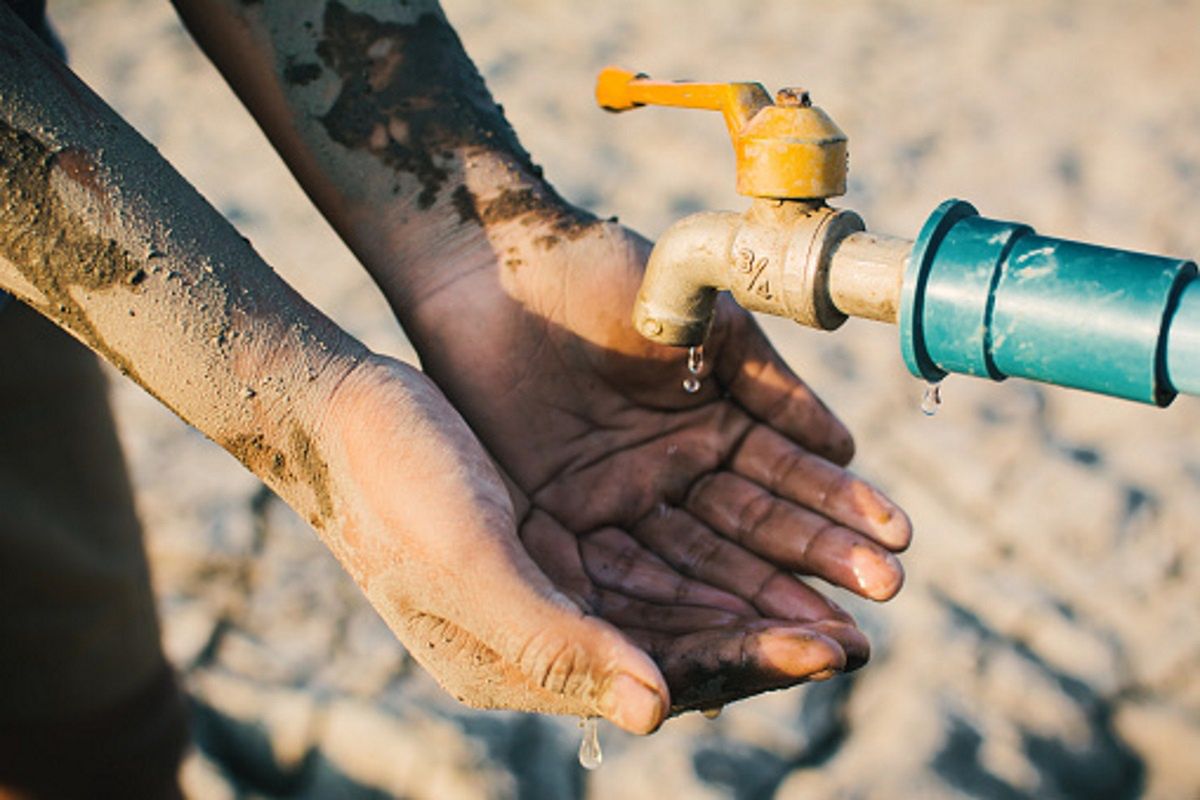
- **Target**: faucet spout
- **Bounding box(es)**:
[633,199,870,348]
[633,211,741,347]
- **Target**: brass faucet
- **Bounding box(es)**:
[597,68,1200,406]
[596,67,910,348]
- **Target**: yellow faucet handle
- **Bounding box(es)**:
[595,67,772,133]
[595,66,848,201]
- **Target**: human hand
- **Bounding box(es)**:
[320,355,682,733]
[390,208,912,717]
[166,0,908,724]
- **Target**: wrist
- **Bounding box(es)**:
[178,0,599,310]
[349,149,597,309]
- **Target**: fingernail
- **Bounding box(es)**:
[851,547,904,601]
[871,504,895,527]
[759,630,846,675]
[884,508,914,551]
[604,673,666,734]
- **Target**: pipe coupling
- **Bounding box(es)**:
[633,200,865,347]
[727,201,864,330]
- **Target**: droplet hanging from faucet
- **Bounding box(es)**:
[683,345,704,393]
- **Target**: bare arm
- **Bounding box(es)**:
[0,4,365,527]
[0,7,675,732]
[171,0,911,718]
[167,0,570,314]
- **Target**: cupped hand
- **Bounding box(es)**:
[387,210,911,722]
[321,356,674,733]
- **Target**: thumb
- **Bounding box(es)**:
[474,513,670,734]
[502,596,670,734]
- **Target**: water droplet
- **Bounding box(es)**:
[920,382,943,416]
[701,706,724,719]
[682,345,704,393]
[578,716,602,770]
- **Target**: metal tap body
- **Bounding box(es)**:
[599,68,1200,406]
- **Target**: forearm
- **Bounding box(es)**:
[170,0,594,312]
[0,7,366,528]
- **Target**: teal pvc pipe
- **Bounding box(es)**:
[901,200,1198,405]
[1165,277,1200,397]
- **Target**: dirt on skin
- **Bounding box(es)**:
[0,120,147,382]
[222,424,334,527]
[311,2,596,237]
[0,10,351,536]
[289,425,335,525]
[314,4,533,210]
[0,110,338,529]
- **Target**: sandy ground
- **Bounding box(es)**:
[41,0,1200,797]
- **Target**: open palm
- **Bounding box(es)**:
[393,216,910,714]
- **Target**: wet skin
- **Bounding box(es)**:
[392,212,912,716]
[173,0,913,729]
[0,0,916,734]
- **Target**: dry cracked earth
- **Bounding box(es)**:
[45,0,1200,797]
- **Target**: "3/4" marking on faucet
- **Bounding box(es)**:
[736,247,774,300]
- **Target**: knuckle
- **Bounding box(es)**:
[671,576,694,605]
[402,609,489,663]
[585,533,641,586]
[750,569,783,608]
[800,519,839,562]
[404,609,456,646]
[608,542,642,584]
[516,629,594,698]
[821,469,854,507]
[685,471,721,509]
[678,534,723,577]
[766,378,807,421]
[770,447,810,493]
[736,490,776,543]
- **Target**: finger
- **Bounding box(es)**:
[806,619,870,672]
[731,425,912,551]
[521,515,748,633]
[519,504,599,612]
[579,527,757,616]
[714,302,855,465]
[592,589,745,633]
[630,505,852,623]
[435,509,669,734]
[627,622,847,712]
[687,472,905,601]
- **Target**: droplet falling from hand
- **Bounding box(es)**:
[578,716,603,770]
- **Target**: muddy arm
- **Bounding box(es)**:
[169,0,576,316]
[0,6,370,527]
[0,10,685,732]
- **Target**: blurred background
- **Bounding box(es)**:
[48,0,1200,797]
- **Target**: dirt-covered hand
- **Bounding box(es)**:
[168,0,911,723]
[320,355,674,733]
[393,213,912,715]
